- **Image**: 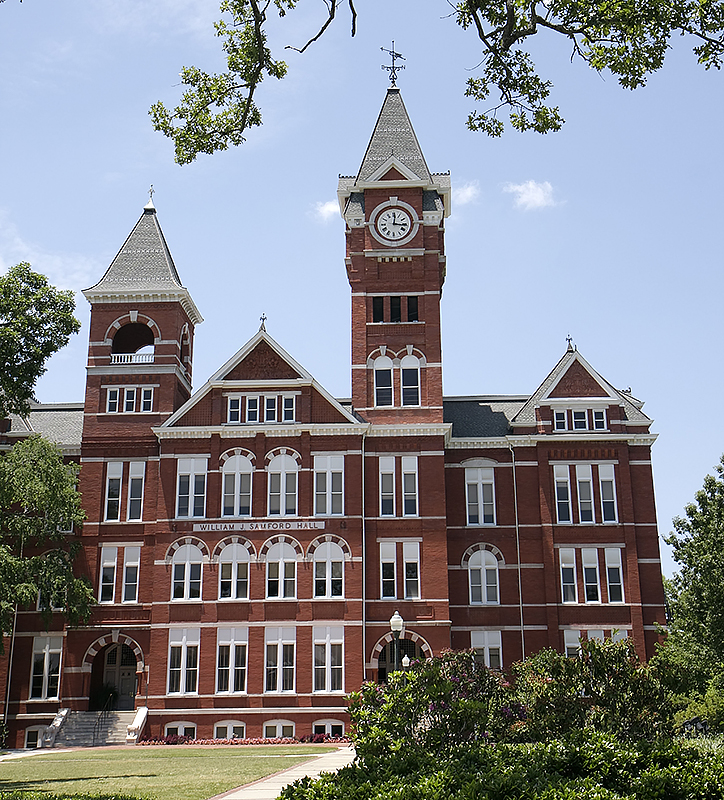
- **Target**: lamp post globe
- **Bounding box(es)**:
[389,611,404,674]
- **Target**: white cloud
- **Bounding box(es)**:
[313,200,339,223]
[503,180,558,211]
[452,181,480,206]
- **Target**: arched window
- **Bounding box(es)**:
[222,454,253,517]
[218,543,250,600]
[468,549,499,605]
[313,542,344,598]
[400,354,420,406]
[266,541,298,598]
[374,356,393,407]
[172,544,203,600]
[267,454,298,516]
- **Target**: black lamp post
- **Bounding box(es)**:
[390,610,404,674]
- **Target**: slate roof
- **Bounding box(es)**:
[356,88,432,183]
[444,397,526,438]
[5,402,84,453]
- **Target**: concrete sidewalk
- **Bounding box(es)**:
[213,745,355,800]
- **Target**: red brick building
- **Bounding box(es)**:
[0,87,666,748]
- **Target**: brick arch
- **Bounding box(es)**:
[369,631,433,669]
[264,447,301,465]
[164,536,210,564]
[306,534,352,562]
[211,535,256,562]
[82,633,144,671]
[461,542,505,567]
[258,535,303,562]
[104,313,162,344]
[461,457,499,467]
[219,447,256,466]
[366,345,427,368]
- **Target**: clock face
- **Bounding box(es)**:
[376,208,412,241]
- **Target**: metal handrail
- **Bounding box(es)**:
[92,695,114,746]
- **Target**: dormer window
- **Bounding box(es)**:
[572,410,587,430]
[246,397,259,422]
[229,395,296,424]
[593,409,607,430]
[228,397,241,423]
[554,411,566,431]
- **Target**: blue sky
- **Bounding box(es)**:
[1,1,722,577]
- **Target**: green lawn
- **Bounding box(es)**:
[0,745,333,800]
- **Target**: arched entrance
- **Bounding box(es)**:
[102,644,138,709]
[86,635,143,711]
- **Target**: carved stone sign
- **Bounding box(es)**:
[193,520,325,532]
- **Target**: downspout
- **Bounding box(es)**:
[361,428,367,683]
[2,538,22,744]
[508,440,526,660]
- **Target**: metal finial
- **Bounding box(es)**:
[149,184,155,201]
[259,313,267,332]
[566,334,575,352]
[381,41,405,86]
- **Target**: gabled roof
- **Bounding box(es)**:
[83,201,202,324]
[356,88,432,183]
[159,329,362,430]
[511,346,652,427]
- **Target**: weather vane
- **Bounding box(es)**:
[149,184,155,201]
[259,313,267,332]
[566,333,575,351]
[381,41,405,86]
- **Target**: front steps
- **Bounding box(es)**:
[53,710,137,747]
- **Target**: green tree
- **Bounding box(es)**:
[150,0,724,164]
[0,435,94,638]
[0,263,81,419]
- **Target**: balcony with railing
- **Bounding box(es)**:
[110,353,154,365]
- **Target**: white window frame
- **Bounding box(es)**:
[313,720,345,737]
[222,454,253,517]
[266,541,297,599]
[214,721,246,740]
[403,541,420,599]
[167,629,200,695]
[468,549,499,605]
[127,462,145,521]
[265,628,296,693]
[553,410,567,431]
[560,547,577,603]
[105,462,123,522]
[267,454,298,517]
[400,355,420,407]
[471,630,502,670]
[264,395,277,422]
[554,465,572,523]
[106,388,119,413]
[582,548,601,603]
[374,356,394,407]
[246,396,260,423]
[564,629,581,657]
[124,387,136,413]
[588,629,605,642]
[140,387,153,412]
[99,546,117,603]
[282,395,295,422]
[313,541,344,598]
[164,722,197,738]
[264,720,295,739]
[466,467,495,525]
[30,637,62,700]
[122,546,140,603]
[572,409,587,430]
[379,456,395,516]
[605,548,625,603]
[171,544,203,601]
[176,458,207,518]
[216,628,248,694]
[576,464,594,524]
[218,543,250,600]
[593,409,607,430]
[402,456,418,516]
[313,626,344,693]
[380,541,396,599]
[314,455,344,516]
[599,464,618,523]
[227,396,241,423]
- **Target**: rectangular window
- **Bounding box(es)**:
[572,410,587,430]
[127,462,145,521]
[554,410,567,430]
[216,629,248,693]
[124,388,136,413]
[466,467,495,525]
[314,455,344,515]
[107,388,119,413]
[220,561,249,599]
[403,541,420,599]
[265,396,277,422]
[246,396,259,423]
[105,462,123,522]
[554,465,571,523]
[564,630,581,657]
[99,546,117,603]
[282,396,295,422]
[372,296,384,322]
[123,546,140,603]
[269,471,297,517]
[141,388,153,412]
[390,296,402,323]
[379,457,395,516]
[401,367,420,406]
[313,627,344,693]
[593,409,606,430]
[176,459,207,518]
[576,465,594,523]
[560,548,577,603]
[375,368,393,406]
[407,296,419,322]
[402,456,418,516]
[605,548,625,603]
[599,464,618,522]
[380,541,396,599]
[265,628,295,693]
[228,397,241,423]
[471,630,502,670]
[167,630,200,695]
[582,548,600,603]
[588,629,605,642]
[30,637,62,700]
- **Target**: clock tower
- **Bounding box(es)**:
[338,86,450,423]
